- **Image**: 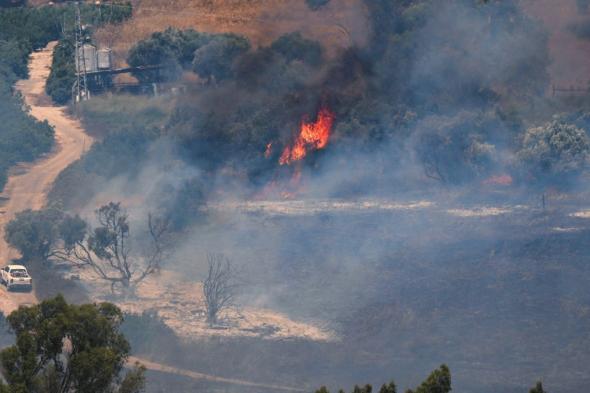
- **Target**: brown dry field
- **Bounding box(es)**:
[93,0,369,68]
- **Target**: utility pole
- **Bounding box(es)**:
[74,2,80,102]
[74,1,89,102]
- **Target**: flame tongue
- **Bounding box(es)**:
[279,106,335,165]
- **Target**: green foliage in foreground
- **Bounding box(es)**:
[0,295,145,393]
[315,365,451,393]
[407,364,451,393]
[316,367,550,393]
[529,381,548,393]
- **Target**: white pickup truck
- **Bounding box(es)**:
[1,265,32,291]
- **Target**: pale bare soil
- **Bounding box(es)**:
[207,198,532,218]
[74,268,335,341]
[128,355,305,392]
[0,43,92,314]
[208,199,434,216]
[94,0,369,67]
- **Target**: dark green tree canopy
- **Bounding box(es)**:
[192,34,251,82]
[406,364,451,393]
[4,208,64,261]
[529,381,547,393]
[0,295,145,393]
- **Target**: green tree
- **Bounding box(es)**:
[0,295,145,393]
[53,202,169,292]
[529,381,547,393]
[406,364,451,393]
[379,381,397,393]
[518,121,590,180]
[127,28,212,82]
[192,34,250,82]
[4,208,64,261]
[45,39,76,105]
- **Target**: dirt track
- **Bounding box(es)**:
[0,42,91,314]
[128,356,305,392]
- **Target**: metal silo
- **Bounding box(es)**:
[97,48,112,70]
[76,44,98,73]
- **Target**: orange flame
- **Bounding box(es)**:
[279,106,335,165]
[264,142,273,158]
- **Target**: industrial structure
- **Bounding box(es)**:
[74,41,163,101]
[71,2,166,102]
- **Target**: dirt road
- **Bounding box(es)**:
[0,42,91,314]
[129,356,305,392]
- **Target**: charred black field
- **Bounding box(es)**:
[138,197,590,393]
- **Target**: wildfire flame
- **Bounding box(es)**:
[264,142,273,158]
[279,106,335,165]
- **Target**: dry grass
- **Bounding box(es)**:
[73,268,335,341]
[93,0,369,67]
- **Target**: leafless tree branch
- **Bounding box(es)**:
[203,253,236,326]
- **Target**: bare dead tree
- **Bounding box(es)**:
[144,212,171,275]
[203,253,236,326]
[52,202,169,293]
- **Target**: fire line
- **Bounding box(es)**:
[279,106,335,165]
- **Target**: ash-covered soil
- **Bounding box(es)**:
[46,195,590,392]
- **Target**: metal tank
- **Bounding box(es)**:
[97,48,112,70]
[76,44,98,73]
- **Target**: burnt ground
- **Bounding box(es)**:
[128,199,590,393]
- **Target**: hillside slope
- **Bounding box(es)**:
[94,0,369,67]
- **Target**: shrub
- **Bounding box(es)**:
[518,121,590,181]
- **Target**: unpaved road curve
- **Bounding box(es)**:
[128,356,306,392]
[0,42,91,314]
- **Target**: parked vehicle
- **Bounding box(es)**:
[1,265,32,291]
